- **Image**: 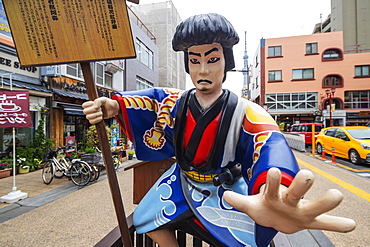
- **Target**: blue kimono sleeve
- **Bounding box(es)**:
[112,87,184,161]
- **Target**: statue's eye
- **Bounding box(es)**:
[190,58,199,64]
[208,57,220,63]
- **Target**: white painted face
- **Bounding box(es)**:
[188,43,225,95]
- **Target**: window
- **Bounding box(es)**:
[306,43,318,54]
[136,38,154,69]
[344,90,370,109]
[355,65,370,77]
[268,46,282,57]
[323,75,342,87]
[335,129,347,140]
[322,48,342,60]
[136,76,153,90]
[265,92,318,111]
[292,68,314,80]
[325,128,336,137]
[95,62,104,85]
[104,73,112,88]
[268,70,282,81]
[66,63,83,79]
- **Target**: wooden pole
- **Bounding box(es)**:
[80,62,132,247]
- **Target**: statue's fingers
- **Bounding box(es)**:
[223,191,256,214]
[82,101,94,109]
[303,189,343,217]
[85,111,103,124]
[283,169,314,207]
[308,214,356,233]
[265,167,282,198]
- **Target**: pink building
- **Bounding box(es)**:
[250,31,370,128]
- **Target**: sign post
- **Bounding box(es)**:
[2,1,137,246]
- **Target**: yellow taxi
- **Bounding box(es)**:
[316,126,370,164]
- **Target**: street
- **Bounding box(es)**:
[293,150,370,247]
[0,151,369,246]
[305,144,370,181]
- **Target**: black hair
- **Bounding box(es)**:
[172,13,239,76]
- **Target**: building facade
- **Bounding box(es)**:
[0,34,52,152]
[250,31,370,128]
[313,0,370,54]
[130,0,186,90]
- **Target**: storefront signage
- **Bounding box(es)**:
[0,90,33,128]
[2,0,136,67]
[0,56,37,73]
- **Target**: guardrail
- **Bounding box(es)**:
[283,133,306,152]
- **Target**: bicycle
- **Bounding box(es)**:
[111,146,127,170]
[42,147,92,186]
[80,152,102,182]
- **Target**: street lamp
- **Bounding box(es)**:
[325,88,336,127]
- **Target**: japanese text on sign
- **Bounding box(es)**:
[3,0,135,67]
[0,91,33,128]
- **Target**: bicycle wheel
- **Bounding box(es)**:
[89,165,101,182]
[70,161,92,186]
[113,156,122,170]
[42,161,55,185]
[54,160,64,178]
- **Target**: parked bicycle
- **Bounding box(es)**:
[111,146,127,170]
[80,152,102,182]
[86,147,124,171]
[42,147,92,186]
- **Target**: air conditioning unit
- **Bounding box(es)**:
[105,62,122,74]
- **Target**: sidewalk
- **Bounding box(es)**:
[0,155,340,247]
[0,160,139,246]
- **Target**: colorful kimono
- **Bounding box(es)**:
[113,88,299,247]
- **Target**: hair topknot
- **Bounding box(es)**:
[172,13,239,51]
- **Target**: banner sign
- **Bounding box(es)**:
[0,90,33,128]
[2,0,136,67]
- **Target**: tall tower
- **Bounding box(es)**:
[242,31,249,99]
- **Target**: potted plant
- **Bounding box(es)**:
[17,157,30,174]
[127,151,135,160]
[0,161,11,179]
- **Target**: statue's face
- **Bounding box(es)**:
[188,43,225,94]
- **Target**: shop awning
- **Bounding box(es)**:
[0,70,52,96]
[54,102,85,116]
[53,88,88,100]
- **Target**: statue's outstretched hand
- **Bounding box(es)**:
[82,97,119,124]
[224,168,356,234]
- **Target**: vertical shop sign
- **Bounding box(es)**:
[0,90,32,128]
[2,0,136,67]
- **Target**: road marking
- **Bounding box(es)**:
[335,163,370,172]
[358,173,370,178]
[297,158,370,203]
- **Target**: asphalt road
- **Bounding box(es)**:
[293,150,370,247]
[305,145,370,181]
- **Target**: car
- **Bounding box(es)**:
[289,123,324,144]
[316,126,370,164]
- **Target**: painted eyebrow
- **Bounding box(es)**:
[205,47,219,56]
[188,51,201,57]
[188,47,219,57]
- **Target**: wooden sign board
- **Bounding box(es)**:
[3,0,136,67]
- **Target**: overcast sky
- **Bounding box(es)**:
[134,0,332,94]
